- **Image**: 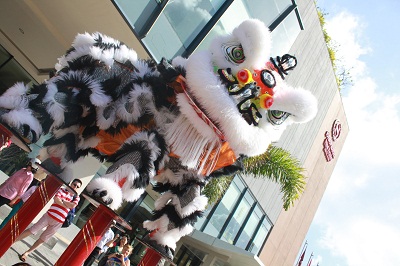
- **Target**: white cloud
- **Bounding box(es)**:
[342,77,400,166]
[325,11,371,79]
[310,10,400,266]
[319,218,400,266]
[326,11,400,167]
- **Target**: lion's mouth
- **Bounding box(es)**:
[217,68,276,126]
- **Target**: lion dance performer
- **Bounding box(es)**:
[0,19,317,259]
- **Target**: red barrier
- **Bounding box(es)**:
[55,203,122,265]
[136,238,175,266]
[0,174,63,257]
[55,195,132,265]
[139,248,165,266]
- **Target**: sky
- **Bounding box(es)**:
[301,0,400,265]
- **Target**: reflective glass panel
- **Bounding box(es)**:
[235,205,263,249]
[194,202,214,230]
[270,10,302,56]
[203,177,242,237]
[221,191,254,244]
[113,0,158,32]
[197,0,294,52]
[0,45,36,92]
[142,0,226,60]
[248,219,272,254]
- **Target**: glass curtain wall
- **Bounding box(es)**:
[0,44,37,93]
[113,0,303,60]
[196,175,273,255]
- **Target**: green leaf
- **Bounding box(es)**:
[243,145,306,210]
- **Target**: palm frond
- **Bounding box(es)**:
[203,175,234,205]
[0,144,29,175]
[243,145,306,210]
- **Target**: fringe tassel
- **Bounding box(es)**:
[165,114,221,175]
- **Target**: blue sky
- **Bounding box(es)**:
[302,1,400,265]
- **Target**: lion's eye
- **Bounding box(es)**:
[222,42,245,65]
[267,110,290,125]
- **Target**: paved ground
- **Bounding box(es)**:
[0,205,89,266]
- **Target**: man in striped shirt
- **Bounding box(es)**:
[15,178,82,262]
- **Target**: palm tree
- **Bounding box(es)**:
[0,144,29,175]
[202,175,234,206]
[203,145,306,211]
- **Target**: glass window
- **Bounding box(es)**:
[270,10,302,56]
[194,202,214,230]
[114,0,302,60]
[0,45,37,93]
[235,205,263,249]
[140,0,227,60]
[196,0,297,54]
[174,245,206,266]
[221,191,254,244]
[198,175,274,254]
[112,0,159,33]
[203,177,242,237]
[248,219,272,255]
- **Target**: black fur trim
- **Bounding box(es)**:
[64,46,76,57]
[54,74,98,109]
[29,83,46,95]
[208,156,244,179]
[107,142,153,189]
[151,205,203,229]
[101,75,123,101]
[104,121,129,136]
[43,133,89,162]
[66,55,98,75]
[89,148,109,162]
[82,125,100,139]
[107,132,166,188]
[153,180,205,197]
[93,34,122,50]
[27,84,54,134]
[150,131,168,172]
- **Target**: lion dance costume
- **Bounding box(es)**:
[0,19,317,259]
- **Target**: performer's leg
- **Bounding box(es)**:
[86,131,168,210]
[143,167,208,260]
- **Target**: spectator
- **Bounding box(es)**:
[83,220,119,266]
[0,178,42,229]
[14,179,82,262]
[0,159,40,207]
[105,244,132,266]
[98,234,130,266]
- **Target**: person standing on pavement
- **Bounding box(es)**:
[83,220,119,266]
[14,178,82,262]
[0,178,42,229]
[0,159,40,207]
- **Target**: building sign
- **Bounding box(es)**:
[331,119,341,141]
[323,119,341,162]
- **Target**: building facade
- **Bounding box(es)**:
[0,0,348,265]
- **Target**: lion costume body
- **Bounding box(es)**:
[0,19,317,259]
